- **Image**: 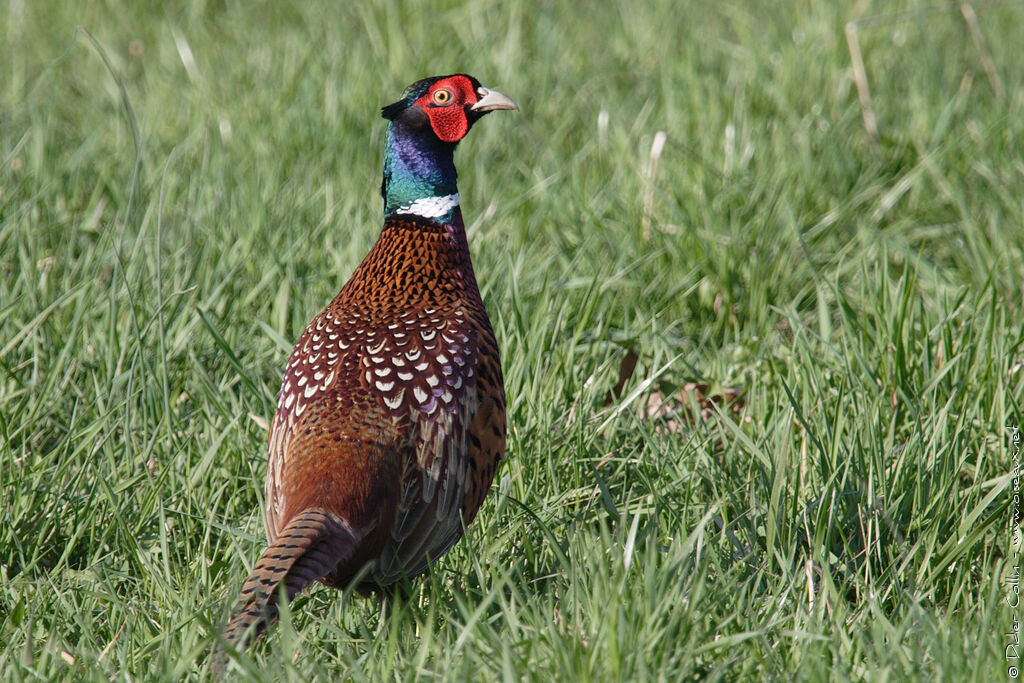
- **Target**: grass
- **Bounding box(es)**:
[2,0,1023,679]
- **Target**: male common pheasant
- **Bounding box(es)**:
[221,74,515,652]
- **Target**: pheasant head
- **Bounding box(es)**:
[380,74,518,220]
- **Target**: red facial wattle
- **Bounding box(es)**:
[426,105,469,142]
[415,75,479,143]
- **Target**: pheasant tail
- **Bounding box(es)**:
[220,508,361,653]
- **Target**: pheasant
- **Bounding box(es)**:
[220,74,516,654]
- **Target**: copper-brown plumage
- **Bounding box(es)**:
[219,74,515,659]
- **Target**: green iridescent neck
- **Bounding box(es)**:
[381,123,459,220]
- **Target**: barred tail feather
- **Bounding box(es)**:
[217,508,360,663]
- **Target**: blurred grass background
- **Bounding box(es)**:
[2,0,1023,679]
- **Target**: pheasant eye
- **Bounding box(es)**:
[432,88,453,105]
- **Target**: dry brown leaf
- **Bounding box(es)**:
[642,382,747,433]
[604,348,639,406]
[601,347,748,434]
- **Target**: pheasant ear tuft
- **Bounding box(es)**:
[383,77,440,120]
[381,99,405,120]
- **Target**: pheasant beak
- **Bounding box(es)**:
[471,87,519,112]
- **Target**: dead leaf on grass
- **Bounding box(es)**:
[603,348,748,434]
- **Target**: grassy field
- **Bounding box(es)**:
[2,0,1023,679]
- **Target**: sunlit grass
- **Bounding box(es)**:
[1,0,1022,679]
